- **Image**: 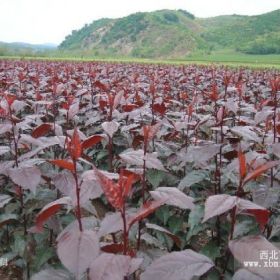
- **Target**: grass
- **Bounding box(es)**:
[1,50,280,69]
[186,49,280,64]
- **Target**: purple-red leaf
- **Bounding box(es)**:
[243,160,280,185]
[140,249,214,280]
[150,187,194,210]
[89,253,141,280]
[8,166,41,193]
[98,212,123,237]
[57,227,100,278]
[229,235,279,276]
[102,121,119,138]
[203,194,269,229]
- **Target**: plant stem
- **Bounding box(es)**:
[108,136,113,172]
[121,206,128,255]
[73,159,83,232]
[271,90,278,188]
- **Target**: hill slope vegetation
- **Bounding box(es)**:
[59,9,280,58]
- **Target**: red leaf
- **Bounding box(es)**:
[245,209,270,231]
[150,83,156,94]
[132,135,144,149]
[143,123,161,146]
[36,204,61,231]
[99,99,107,110]
[164,131,180,141]
[93,167,123,210]
[119,170,139,199]
[121,169,141,184]
[82,135,103,150]
[122,104,138,112]
[152,103,166,115]
[128,199,165,230]
[209,84,218,102]
[5,94,16,106]
[243,160,280,185]
[94,80,108,91]
[135,92,144,107]
[73,130,82,156]
[188,104,193,117]
[101,243,124,254]
[31,123,52,138]
[35,91,42,101]
[61,101,69,110]
[35,197,72,232]
[67,128,82,160]
[223,150,238,161]
[49,159,75,172]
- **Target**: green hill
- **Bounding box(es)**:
[0,41,57,57]
[58,9,280,58]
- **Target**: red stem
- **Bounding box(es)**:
[121,206,128,255]
[73,159,83,232]
[108,136,113,172]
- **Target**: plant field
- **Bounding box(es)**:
[0,60,280,280]
[3,51,280,69]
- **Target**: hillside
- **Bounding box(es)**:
[59,9,280,58]
[0,41,57,56]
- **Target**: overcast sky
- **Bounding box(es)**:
[0,0,279,45]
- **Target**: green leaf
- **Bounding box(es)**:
[167,216,183,234]
[200,240,221,261]
[155,206,171,225]
[187,205,207,241]
[179,170,209,190]
[96,150,108,161]
[146,170,165,188]
[32,247,55,271]
[0,252,17,262]
[233,216,259,239]
[0,214,18,228]
[187,223,209,242]
[206,269,221,280]
[188,205,204,231]
[12,234,27,258]
[155,231,174,251]
[0,194,12,208]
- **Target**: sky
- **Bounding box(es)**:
[0,0,279,45]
